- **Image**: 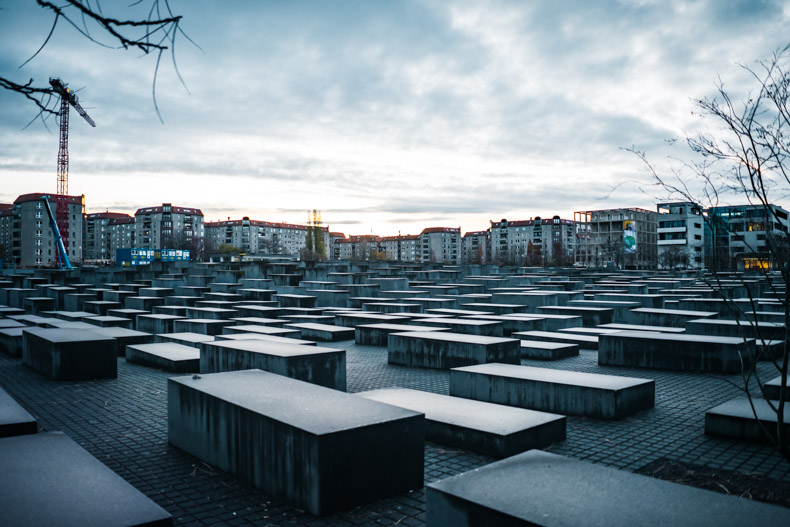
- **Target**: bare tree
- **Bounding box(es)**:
[628,45,790,461]
[1,0,192,124]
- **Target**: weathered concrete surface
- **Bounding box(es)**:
[426,450,790,527]
[0,432,172,526]
[520,340,579,361]
[705,397,790,443]
[598,331,756,373]
[355,323,450,346]
[86,327,155,357]
[0,327,25,357]
[0,386,37,437]
[22,328,117,380]
[168,370,423,516]
[126,342,200,373]
[388,332,520,370]
[136,314,185,335]
[200,339,347,390]
[284,322,354,342]
[450,363,654,419]
[358,387,564,458]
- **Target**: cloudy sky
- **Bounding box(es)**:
[1,0,789,236]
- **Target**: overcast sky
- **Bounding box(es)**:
[1,0,789,236]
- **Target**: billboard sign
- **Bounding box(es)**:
[624,221,637,254]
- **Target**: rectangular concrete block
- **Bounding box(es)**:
[520,340,579,360]
[705,397,790,443]
[0,432,172,526]
[22,328,117,380]
[168,369,423,516]
[199,339,346,390]
[358,387,565,458]
[0,387,37,437]
[449,363,654,419]
[126,342,200,373]
[388,332,520,369]
[426,450,790,527]
[598,331,756,373]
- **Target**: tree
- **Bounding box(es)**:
[1,1,191,124]
[658,245,689,270]
[628,45,790,461]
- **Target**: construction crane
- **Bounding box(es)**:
[49,77,96,265]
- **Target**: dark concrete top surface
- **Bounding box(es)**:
[86,327,151,339]
[453,363,653,390]
[226,325,299,335]
[284,322,351,331]
[140,314,185,320]
[599,323,686,333]
[157,332,216,344]
[520,340,577,349]
[216,333,317,346]
[600,331,752,345]
[514,331,598,343]
[391,331,517,346]
[358,387,562,434]
[428,450,790,526]
[129,342,200,361]
[358,323,450,333]
[0,319,26,329]
[631,307,718,317]
[0,386,35,427]
[21,327,117,344]
[707,397,790,423]
[170,369,420,435]
[415,318,502,327]
[0,432,172,527]
[202,339,341,357]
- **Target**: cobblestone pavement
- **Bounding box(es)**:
[1,340,788,526]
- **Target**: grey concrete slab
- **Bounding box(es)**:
[355,323,451,346]
[185,306,238,320]
[520,340,580,361]
[685,318,786,341]
[0,319,26,329]
[155,332,215,348]
[504,313,583,331]
[83,300,122,316]
[9,314,54,327]
[126,342,200,372]
[168,369,423,516]
[705,397,790,443]
[598,323,685,333]
[410,318,504,337]
[86,327,155,357]
[84,315,134,329]
[284,322,355,342]
[199,339,346,390]
[229,316,287,326]
[0,327,25,357]
[536,306,614,327]
[388,332,520,370]
[626,307,718,327]
[0,432,173,526]
[426,450,790,527]
[0,386,37,437]
[22,327,117,380]
[136,313,185,334]
[513,330,600,350]
[450,363,654,419]
[334,312,410,328]
[599,331,757,373]
[358,387,565,458]
[223,324,302,339]
[215,333,318,346]
[173,318,235,336]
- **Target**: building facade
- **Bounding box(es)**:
[488,216,575,266]
[574,208,657,269]
[705,204,789,270]
[135,203,204,251]
[419,227,460,264]
[656,202,705,269]
[1,193,85,268]
[380,234,419,262]
[84,212,134,262]
[462,230,489,264]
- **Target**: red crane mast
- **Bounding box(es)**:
[49,78,96,265]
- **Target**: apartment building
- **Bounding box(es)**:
[574,207,657,269]
[462,230,489,264]
[204,217,328,256]
[135,203,204,250]
[656,202,705,269]
[419,227,460,264]
[380,234,419,262]
[705,204,789,270]
[0,193,85,267]
[488,216,575,266]
[84,212,134,262]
